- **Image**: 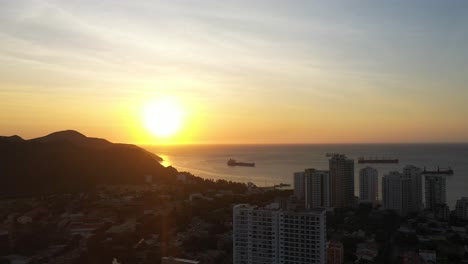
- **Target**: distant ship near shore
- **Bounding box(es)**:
[150,143,467,208]
[358,157,399,164]
[423,166,454,175]
[227,159,255,167]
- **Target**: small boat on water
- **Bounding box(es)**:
[227,159,255,167]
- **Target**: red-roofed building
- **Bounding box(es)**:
[401,251,422,264]
[327,240,343,264]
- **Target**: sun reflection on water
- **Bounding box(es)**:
[158,154,172,167]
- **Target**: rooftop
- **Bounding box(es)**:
[234,203,326,214]
[161,257,200,264]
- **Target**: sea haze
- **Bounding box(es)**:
[146,144,468,208]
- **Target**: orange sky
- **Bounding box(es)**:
[1,1,468,144]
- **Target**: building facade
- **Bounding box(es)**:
[329,155,355,208]
[424,174,446,211]
[402,165,423,213]
[382,166,423,215]
[304,169,330,209]
[327,241,344,264]
[293,172,306,200]
[233,204,326,264]
[161,257,200,264]
[382,171,402,212]
[359,167,378,204]
[455,197,468,220]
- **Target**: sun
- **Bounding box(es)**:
[142,97,184,138]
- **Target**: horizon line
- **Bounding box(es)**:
[139,141,468,146]
[3,130,467,146]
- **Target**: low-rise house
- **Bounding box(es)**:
[107,219,136,234]
[189,193,213,202]
[356,242,379,262]
[451,226,468,239]
[419,250,436,263]
[161,257,200,264]
[60,212,85,220]
[0,229,9,251]
[177,174,187,183]
[17,208,47,225]
[401,251,422,264]
[144,234,160,246]
[2,255,30,264]
[69,222,104,238]
[4,213,19,224]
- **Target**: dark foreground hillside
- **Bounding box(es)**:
[0,130,177,197]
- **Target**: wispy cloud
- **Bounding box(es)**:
[1,0,467,142]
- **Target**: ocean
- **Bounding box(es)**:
[145,144,468,209]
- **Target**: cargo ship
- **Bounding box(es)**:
[423,166,454,175]
[227,159,255,167]
[326,153,343,157]
[358,157,399,164]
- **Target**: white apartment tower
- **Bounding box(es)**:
[425,174,446,211]
[359,167,378,204]
[304,169,330,209]
[294,172,306,200]
[233,204,327,264]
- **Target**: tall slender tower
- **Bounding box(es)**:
[382,171,402,212]
[382,166,423,215]
[359,167,378,204]
[293,171,306,200]
[329,155,355,208]
[425,174,446,211]
[304,169,330,209]
[402,165,423,213]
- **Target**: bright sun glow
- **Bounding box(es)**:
[142,97,184,138]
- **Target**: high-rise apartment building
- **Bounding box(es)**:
[359,167,378,204]
[382,171,402,212]
[382,166,423,215]
[424,174,446,211]
[294,171,306,200]
[455,197,468,220]
[304,169,330,209]
[329,155,355,208]
[402,165,423,213]
[233,204,327,264]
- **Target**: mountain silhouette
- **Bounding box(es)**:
[0,135,24,143]
[33,130,97,144]
[0,130,176,197]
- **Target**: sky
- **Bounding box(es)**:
[0,0,467,144]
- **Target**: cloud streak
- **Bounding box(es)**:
[1,0,467,143]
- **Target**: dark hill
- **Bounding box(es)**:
[33,130,88,143]
[0,130,176,197]
[0,135,24,143]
